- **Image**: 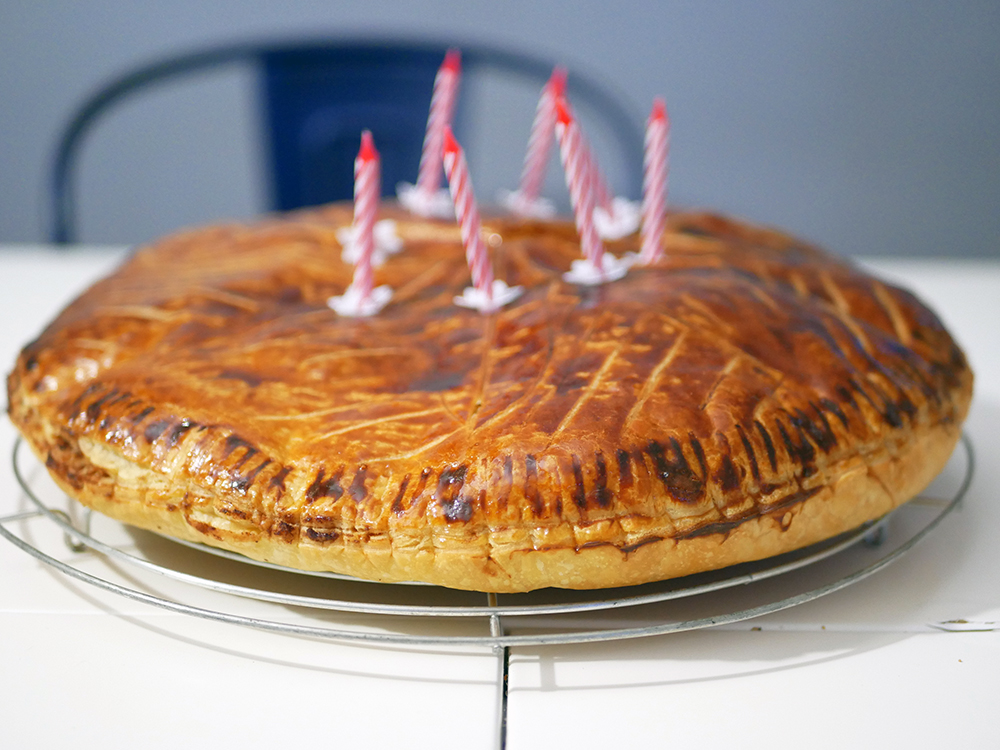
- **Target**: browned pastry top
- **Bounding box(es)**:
[7,203,972,590]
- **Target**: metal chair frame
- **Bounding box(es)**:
[49,37,645,244]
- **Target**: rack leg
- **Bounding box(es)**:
[495,642,510,750]
[50,508,87,553]
[863,518,889,547]
[487,592,509,750]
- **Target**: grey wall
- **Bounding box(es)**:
[2,1,998,256]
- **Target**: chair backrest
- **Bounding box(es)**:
[261,43,461,212]
[50,38,645,244]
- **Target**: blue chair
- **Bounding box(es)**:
[50,39,645,244]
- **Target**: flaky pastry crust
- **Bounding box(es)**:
[7,204,973,591]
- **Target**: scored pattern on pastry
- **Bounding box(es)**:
[7,203,971,591]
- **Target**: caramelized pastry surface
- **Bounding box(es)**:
[7,203,973,591]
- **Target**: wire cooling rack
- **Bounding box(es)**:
[1,434,974,750]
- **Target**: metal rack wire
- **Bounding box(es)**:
[1,434,974,749]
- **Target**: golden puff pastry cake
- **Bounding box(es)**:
[7,203,973,592]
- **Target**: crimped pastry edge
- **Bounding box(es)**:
[20,414,962,593]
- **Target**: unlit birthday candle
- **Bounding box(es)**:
[500,66,567,218]
[329,131,393,317]
[555,98,632,285]
[442,127,522,312]
[397,49,461,218]
[555,96,610,213]
[337,126,403,266]
[544,106,635,242]
[640,97,670,264]
[557,96,640,241]
[418,48,461,194]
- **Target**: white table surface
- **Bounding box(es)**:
[2,245,998,749]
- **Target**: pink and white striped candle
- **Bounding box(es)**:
[516,66,567,206]
[329,131,393,317]
[442,126,494,302]
[349,129,380,302]
[555,97,606,274]
[556,96,613,215]
[640,98,670,264]
[416,48,462,197]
